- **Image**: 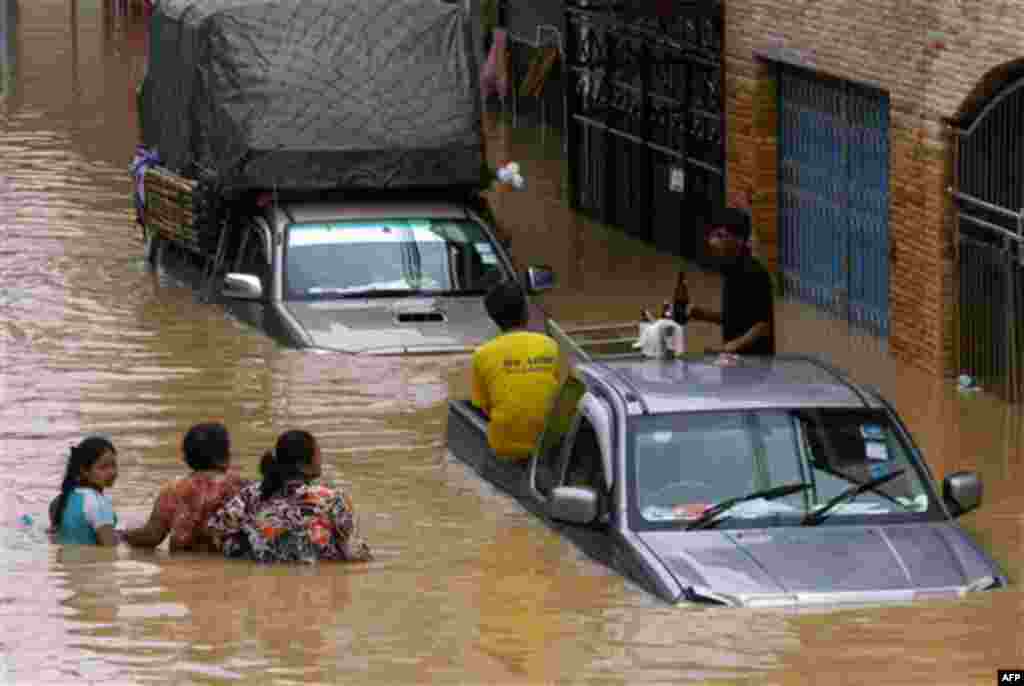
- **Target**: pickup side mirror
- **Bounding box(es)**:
[943,470,982,517]
[525,265,556,294]
[222,273,263,300]
[549,486,598,525]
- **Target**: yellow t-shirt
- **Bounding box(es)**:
[471,331,561,460]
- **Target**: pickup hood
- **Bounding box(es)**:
[285,296,498,354]
[638,523,1004,608]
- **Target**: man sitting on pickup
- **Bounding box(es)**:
[472,281,561,462]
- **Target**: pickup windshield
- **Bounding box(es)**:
[628,408,942,531]
[285,219,508,299]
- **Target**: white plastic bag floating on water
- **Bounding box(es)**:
[634,319,685,358]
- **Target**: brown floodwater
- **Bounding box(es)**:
[2,3,1024,684]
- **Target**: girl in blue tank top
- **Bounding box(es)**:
[49,437,120,546]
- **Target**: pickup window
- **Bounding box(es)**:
[531,377,612,524]
[532,377,586,498]
[284,219,507,299]
[565,420,607,492]
[234,225,270,289]
[563,417,611,520]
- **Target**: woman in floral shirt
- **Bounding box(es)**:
[207,430,371,563]
[124,422,248,553]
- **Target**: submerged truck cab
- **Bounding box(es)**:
[210,194,554,354]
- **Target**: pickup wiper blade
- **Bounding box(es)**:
[438,289,486,297]
[310,288,423,298]
[686,482,810,531]
[801,468,906,526]
[345,289,423,298]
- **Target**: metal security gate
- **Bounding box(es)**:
[953,76,1024,401]
[565,0,725,261]
[496,0,567,133]
[778,65,891,337]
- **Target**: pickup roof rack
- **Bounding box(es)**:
[545,318,654,413]
[545,318,646,363]
[547,320,875,409]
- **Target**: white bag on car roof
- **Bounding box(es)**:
[634,319,686,358]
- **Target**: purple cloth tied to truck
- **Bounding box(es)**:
[130,145,161,226]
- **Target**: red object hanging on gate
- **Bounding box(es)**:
[655,0,674,17]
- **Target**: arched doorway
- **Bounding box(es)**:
[953,65,1024,400]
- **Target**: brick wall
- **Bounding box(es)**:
[724,0,1024,377]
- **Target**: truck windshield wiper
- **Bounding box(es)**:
[686,482,810,531]
[343,289,424,298]
[801,469,906,526]
[309,287,423,298]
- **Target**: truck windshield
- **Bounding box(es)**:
[284,219,508,299]
[628,408,943,531]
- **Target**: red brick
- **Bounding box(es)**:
[726,0,1023,378]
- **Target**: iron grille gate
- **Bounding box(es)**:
[953,76,1024,401]
[778,64,891,337]
[564,0,724,261]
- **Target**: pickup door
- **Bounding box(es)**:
[528,378,618,556]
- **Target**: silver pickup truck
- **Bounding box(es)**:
[146,194,555,354]
[446,321,1006,607]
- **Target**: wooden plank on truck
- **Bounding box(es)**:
[142,166,207,256]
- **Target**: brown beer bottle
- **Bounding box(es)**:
[673,271,689,325]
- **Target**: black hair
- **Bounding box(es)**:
[182,422,231,471]
[259,430,318,500]
[51,436,117,530]
[708,206,752,242]
[484,280,528,331]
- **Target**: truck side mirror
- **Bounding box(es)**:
[549,486,598,525]
[222,273,263,300]
[943,470,982,517]
[526,265,556,293]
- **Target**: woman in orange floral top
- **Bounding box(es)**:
[206,430,371,564]
[124,423,248,553]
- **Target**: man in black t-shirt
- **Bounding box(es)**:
[678,207,776,356]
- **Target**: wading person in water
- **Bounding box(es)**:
[123,422,247,553]
[471,281,561,462]
[50,436,120,546]
[682,207,776,355]
[206,430,371,563]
